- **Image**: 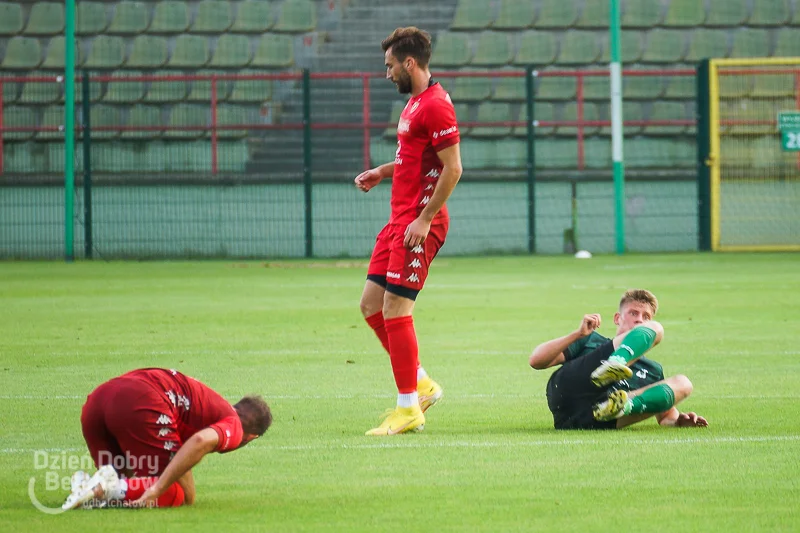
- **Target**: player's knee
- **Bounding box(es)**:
[642,320,664,344]
[670,374,693,398]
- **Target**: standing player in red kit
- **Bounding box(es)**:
[61,368,272,510]
[355,27,463,436]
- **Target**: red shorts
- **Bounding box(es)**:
[367,222,448,293]
[81,377,180,477]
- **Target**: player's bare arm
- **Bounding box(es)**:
[529,313,601,369]
[177,470,196,505]
[355,162,394,192]
[403,143,462,248]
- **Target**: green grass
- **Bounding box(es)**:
[1,253,799,532]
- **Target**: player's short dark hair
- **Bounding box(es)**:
[619,289,659,316]
[234,395,272,436]
[381,27,432,68]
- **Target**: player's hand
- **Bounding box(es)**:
[404,217,431,248]
[132,484,162,508]
[578,314,601,336]
[676,412,708,428]
[354,168,383,192]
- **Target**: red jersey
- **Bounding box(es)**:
[391,82,460,226]
[116,368,243,453]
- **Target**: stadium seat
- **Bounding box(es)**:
[84,35,125,68]
[4,142,42,173]
[646,101,688,135]
[527,102,554,136]
[191,0,233,33]
[663,75,695,99]
[187,71,232,102]
[624,74,664,99]
[719,74,752,98]
[215,105,248,139]
[748,0,790,26]
[42,36,83,70]
[642,29,687,63]
[103,71,146,103]
[209,34,252,68]
[492,0,536,30]
[704,0,747,27]
[24,2,64,36]
[107,1,149,35]
[0,2,24,35]
[147,1,190,34]
[535,138,576,168]
[600,31,645,63]
[793,4,800,25]
[126,35,169,68]
[494,138,527,168]
[722,100,775,135]
[493,75,526,102]
[164,105,207,139]
[18,72,61,104]
[383,100,405,138]
[600,101,644,135]
[231,0,274,33]
[168,35,210,68]
[2,107,35,141]
[470,102,513,138]
[751,74,795,98]
[664,0,706,27]
[1,74,22,103]
[144,71,188,102]
[121,104,162,139]
[76,2,108,35]
[456,139,489,168]
[558,31,601,65]
[513,32,557,65]
[88,104,121,140]
[774,29,800,56]
[37,105,65,140]
[450,0,495,30]
[70,73,103,103]
[274,0,316,33]
[535,0,579,28]
[1,37,43,69]
[621,0,663,28]
[584,137,612,168]
[46,141,83,173]
[449,73,492,102]
[575,0,609,29]
[536,74,576,101]
[685,29,730,62]
[218,140,248,172]
[582,75,611,101]
[471,32,512,66]
[557,102,600,137]
[228,71,273,102]
[625,137,672,167]
[433,32,472,67]
[370,137,397,166]
[252,34,294,68]
[730,29,771,58]
[453,103,471,136]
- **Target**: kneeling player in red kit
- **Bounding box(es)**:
[62,368,272,510]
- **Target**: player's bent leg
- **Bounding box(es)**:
[609,377,689,428]
[592,389,629,421]
[360,278,386,319]
[590,360,633,388]
[592,321,664,387]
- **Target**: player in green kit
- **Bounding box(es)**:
[530,289,708,430]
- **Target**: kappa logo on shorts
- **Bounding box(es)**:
[420,196,430,205]
[163,441,176,451]
[156,414,172,425]
[407,273,420,283]
[411,245,424,254]
[158,428,171,437]
[409,258,422,268]
[424,184,434,191]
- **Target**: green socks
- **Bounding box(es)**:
[623,383,676,415]
[607,326,657,366]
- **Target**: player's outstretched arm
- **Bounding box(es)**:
[134,428,219,506]
[529,314,601,369]
[355,162,394,192]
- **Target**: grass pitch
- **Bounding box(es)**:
[0,253,798,532]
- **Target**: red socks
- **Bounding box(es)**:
[384,316,419,394]
[123,477,185,507]
[365,311,391,354]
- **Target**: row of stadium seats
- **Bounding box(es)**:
[450,0,800,30]
[1,33,295,70]
[434,28,800,67]
[0,0,316,36]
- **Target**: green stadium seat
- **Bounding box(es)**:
[2,107,36,141]
[582,74,610,100]
[624,74,664,99]
[584,137,612,168]
[642,29,687,63]
[70,73,103,103]
[23,2,64,36]
[449,74,492,102]
[664,0,706,27]
[600,31,645,63]
[46,142,83,173]
[432,32,472,67]
[626,137,674,168]
[459,139,493,168]
[383,100,405,138]
[1,37,43,69]
[164,105,207,139]
[535,0,579,29]
[77,2,108,36]
[621,0,663,28]
[144,71,188,102]
[126,35,168,68]
[215,105,248,139]
[37,105,64,140]
[752,74,795,98]
[191,0,233,33]
[513,32,557,65]
[85,35,125,68]
[559,31,602,65]
[792,4,800,25]
[671,138,696,168]
[453,102,471,136]
[252,34,294,68]
[528,102,554,136]
[187,72,232,102]
[774,29,800,56]
[575,0,609,29]
[494,138,527,168]
[210,34,252,68]
[535,138,576,168]
[492,0,535,30]
[470,102,513,138]
[168,35,210,68]
[18,72,61,104]
[121,104,162,139]
[231,0,274,33]
[719,74,752,98]
[88,104,121,140]
[5,142,44,173]
[370,136,397,167]
[685,29,730,62]
[107,1,149,35]
[0,2,24,35]
[748,0,790,26]
[705,0,747,27]
[663,75,695,99]
[724,100,777,135]
[600,101,644,135]
[274,0,316,33]
[646,101,688,135]
[471,32,512,66]
[103,71,146,103]
[147,1,190,34]
[450,0,494,30]
[42,36,83,70]
[228,71,273,102]
[536,73,576,101]
[557,102,600,137]
[493,75,526,102]
[730,29,771,58]
[218,140,248,172]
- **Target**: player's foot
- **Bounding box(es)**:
[591,359,633,387]
[61,465,121,511]
[417,376,443,413]
[593,389,629,421]
[365,405,425,436]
